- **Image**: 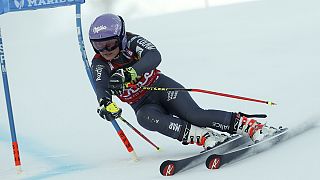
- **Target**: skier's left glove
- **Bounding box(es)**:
[97,97,122,121]
[124,67,138,84]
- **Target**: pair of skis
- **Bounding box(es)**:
[160,128,288,176]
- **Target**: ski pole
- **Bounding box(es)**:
[75,4,137,161]
[110,119,138,161]
[127,84,276,106]
[119,116,160,151]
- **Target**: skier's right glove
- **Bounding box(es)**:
[97,97,122,121]
[109,69,126,96]
[109,68,139,95]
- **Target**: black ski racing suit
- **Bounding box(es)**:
[91,32,235,142]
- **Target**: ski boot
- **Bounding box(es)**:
[232,112,278,142]
[181,123,228,150]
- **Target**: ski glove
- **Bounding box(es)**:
[109,69,126,96]
[109,68,138,96]
[124,67,138,84]
[97,97,122,121]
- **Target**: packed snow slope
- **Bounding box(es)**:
[0,0,319,179]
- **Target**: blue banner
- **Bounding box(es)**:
[0,0,85,15]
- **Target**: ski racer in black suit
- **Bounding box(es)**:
[89,13,278,150]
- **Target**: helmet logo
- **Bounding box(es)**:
[93,25,107,34]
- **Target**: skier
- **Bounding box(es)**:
[89,13,278,150]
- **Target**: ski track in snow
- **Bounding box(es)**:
[213,116,320,170]
[0,126,90,180]
[286,116,320,140]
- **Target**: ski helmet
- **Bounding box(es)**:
[89,13,127,51]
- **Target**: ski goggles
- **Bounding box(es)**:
[91,38,119,52]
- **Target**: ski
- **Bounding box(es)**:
[206,128,289,169]
[160,135,253,176]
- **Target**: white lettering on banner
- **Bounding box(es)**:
[25,0,76,8]
[14,0,24,9]
[137,38,155,50]
[47,0,55,4]
[169,122,182,132]
[27,0,37,7]
[38,0,47,5]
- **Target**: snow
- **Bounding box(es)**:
[1,0,320,179]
